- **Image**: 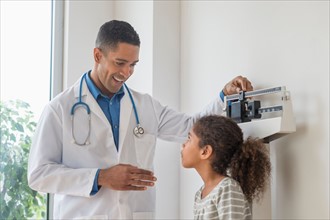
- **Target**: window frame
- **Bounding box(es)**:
[48,0,64,218]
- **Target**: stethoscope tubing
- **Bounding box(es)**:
[71,73,91,145]
[123,83,140,125]
[71,73,91,115]
[71,72,144,146]
[123,83,144,137]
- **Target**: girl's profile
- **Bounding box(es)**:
[181,115,271,219]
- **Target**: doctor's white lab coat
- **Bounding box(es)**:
[27,76,225,219]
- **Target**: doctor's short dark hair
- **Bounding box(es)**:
[95,20,140,53]
[193,115,271,202]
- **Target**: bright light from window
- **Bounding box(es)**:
[1,0,52,119]
[1,1,51,219]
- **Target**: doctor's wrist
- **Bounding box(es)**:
[91,169,101,195]
[97,169,106,187]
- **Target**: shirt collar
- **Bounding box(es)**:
[85,71,124,100]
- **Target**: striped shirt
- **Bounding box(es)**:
[194,177,252,220]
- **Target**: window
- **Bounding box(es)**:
[1,1,53,219]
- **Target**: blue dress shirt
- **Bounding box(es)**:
[85,71,124,150]
[85,71,124,195]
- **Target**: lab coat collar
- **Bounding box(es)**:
[73,74,132,153]
[73,74,107,124]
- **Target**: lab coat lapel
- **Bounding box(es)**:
[73,77,110,127]
[118,90,132,154]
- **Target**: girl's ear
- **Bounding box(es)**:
[200,145,213,159]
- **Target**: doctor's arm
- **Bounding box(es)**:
[153,75,253,143]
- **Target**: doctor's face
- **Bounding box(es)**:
[93,42,140,97]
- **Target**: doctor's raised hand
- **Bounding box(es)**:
[27,20,255,220]
[222,75,253,95]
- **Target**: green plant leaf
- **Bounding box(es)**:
[14,123,24,132]
[0,99,46,219]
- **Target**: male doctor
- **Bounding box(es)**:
[28,20,253,219]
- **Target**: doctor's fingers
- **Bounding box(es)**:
[233,76,253,92]
[224,76,253,95]
[129,179,155,188]
[128,166,155,176]
[121,185,148,191]
[130,173,157,182]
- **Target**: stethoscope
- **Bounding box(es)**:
[71,73,144,146]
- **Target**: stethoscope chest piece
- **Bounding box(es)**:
[71,73,145,145]
[124,83,144,138]
[133,124,144,138]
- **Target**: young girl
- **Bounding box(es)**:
[181,115,271,220]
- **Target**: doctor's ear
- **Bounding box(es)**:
[94,48,103,63]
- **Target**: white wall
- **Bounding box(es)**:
[152,1,181,219]
[63,0,114,87]
[180,1,329,219]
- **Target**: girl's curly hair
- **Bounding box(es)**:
[193,115,271,202]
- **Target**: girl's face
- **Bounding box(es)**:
[181,127,202,168]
